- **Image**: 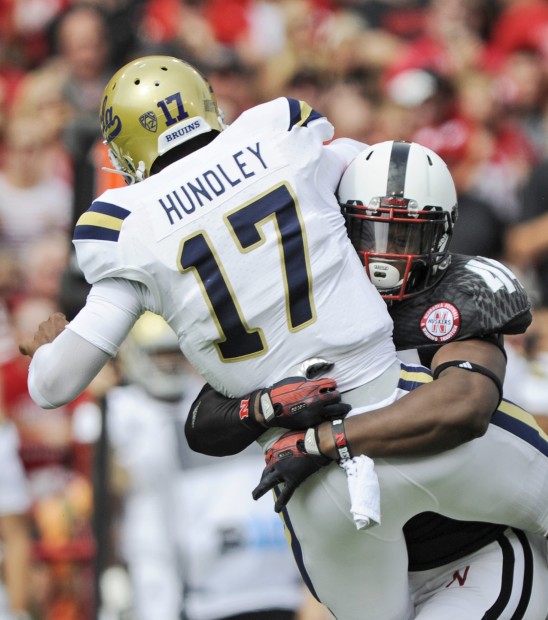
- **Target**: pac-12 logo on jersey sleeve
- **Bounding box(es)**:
[420,302,461,342]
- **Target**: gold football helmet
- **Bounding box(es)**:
[100,56,225,183]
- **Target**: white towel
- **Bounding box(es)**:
[340,454,381,530]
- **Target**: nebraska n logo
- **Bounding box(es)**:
[239,398,250,421]
[139,111,158,132]
[446,566,470,588]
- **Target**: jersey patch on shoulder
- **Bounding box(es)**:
[286,98,323,130]
[420,302,461,342]
[74,201,131,242]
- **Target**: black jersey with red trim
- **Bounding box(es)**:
[389,254,532,366]
[397,254,533,571]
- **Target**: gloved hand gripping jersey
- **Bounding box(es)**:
[185,376,350,457]
[241,377,352,429]
[252,430,331,512]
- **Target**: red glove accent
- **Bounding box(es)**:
[255,377,351,429]
[252,430,331,512]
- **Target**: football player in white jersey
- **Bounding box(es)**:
[20,57,548,620]
[188,141,548,618]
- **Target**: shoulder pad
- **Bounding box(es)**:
[233,97,327,131]
[74,198,131,244]
[390,254,532,351]
[72,195,140,285]
[284,97,327,130]
[232,98,333,143]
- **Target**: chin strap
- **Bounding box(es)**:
[101,165,133,184]
[218,109,228,130]
[134,161,146,182]
[433,360,503,404]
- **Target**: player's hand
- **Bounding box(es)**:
[247,377,351,430]
[19,312,68,358]
[252,430,331,512]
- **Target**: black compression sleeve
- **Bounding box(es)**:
[184,383,264,456]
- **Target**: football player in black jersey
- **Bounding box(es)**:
[185,141,548,618]
[338,141,547,618]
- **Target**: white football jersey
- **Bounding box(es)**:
[74,98,395,396]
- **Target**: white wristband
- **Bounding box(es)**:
[260,392,276,423]
[304,427,322,455]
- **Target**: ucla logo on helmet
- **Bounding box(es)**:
[139,111,158,133]
[100,96,122,142]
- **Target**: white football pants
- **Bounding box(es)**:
[276,365,548,620]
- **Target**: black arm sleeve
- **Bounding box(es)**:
[184,383,265,456]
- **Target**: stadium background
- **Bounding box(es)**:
[1,1,548,618]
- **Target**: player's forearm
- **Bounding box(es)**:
[316,374,486,458]
[28,331,111,408]
[24,280,145,408]
[317,340,505,459]
[186,377,353,456]
[185,383,264,456]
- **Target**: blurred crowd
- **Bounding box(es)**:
[1,0,548,619]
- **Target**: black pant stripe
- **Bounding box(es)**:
[510,529,534,620]
[482,532,515,619]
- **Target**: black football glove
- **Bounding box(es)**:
[241,377,351,430]
[252,430,331,512]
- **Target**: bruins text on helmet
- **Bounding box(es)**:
[100,56,226,184]
[339,140,458,301]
